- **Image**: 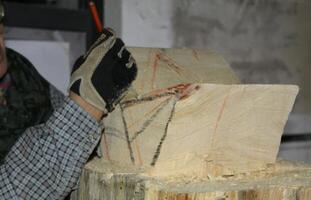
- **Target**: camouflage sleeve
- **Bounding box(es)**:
[0,97,102,199]
[49,84,65,110]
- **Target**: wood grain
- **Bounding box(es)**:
[70,160,311,200]
[103,84,298,178]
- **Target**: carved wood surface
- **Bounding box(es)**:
[102,84,298,177]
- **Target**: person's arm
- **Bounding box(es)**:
[0,93,103,199]
[0,29,137,200]
[49,84,65,110]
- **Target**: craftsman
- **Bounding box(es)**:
[0,10,62,163]
[0,1,137,199]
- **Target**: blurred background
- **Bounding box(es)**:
[3,0,311,163]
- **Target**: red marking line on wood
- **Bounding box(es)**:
[150,51,188,90]
[122,83,200,108]
[151,53,161,89]
[127,98,172,130]
[159,53,184,76]
[211,88,231,149]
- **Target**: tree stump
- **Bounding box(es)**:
[70,159,311,200]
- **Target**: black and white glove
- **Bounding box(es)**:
[69,29,137,113]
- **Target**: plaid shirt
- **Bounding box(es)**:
[0,86,102,199]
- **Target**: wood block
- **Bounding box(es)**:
[70,159,311,200]
[70,48,302,199]
[125,47,240,96]
[101,83,298,178]
[99,47,241,178]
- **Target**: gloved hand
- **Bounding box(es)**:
[69,28,137,113]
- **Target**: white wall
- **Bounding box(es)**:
[6,40,71,95]
[121,0,174,48]
[5,27,86,95]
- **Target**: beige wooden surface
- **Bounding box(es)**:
[100,47,241,178]
[102,83,298,178]
[126,47,240,95]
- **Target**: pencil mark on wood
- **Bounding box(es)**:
[135,140,143,166]
[121,83,197,108]
[102,129,111,160]
[193,49,200,61]
[122,92,175,108]
[104,127,127,140]
[151,98,177,166]
[120,105,135,164]
[130,97,172,142]
[118,83,200,166]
